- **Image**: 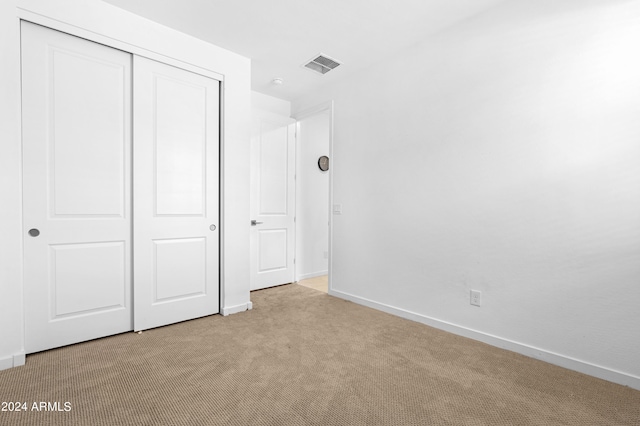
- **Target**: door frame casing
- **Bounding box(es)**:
[292,101,334,293]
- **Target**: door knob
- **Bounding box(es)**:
[28,228,40,237]
[251,220,263,226]
[209,224,217,231]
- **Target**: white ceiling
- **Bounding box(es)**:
[103,0,507,102]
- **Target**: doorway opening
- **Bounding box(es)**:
[293,103,333,294]
[249,100,333,294]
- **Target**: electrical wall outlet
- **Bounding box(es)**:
[470,290,482,307]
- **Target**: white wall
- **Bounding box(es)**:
[295,111,330,280]
[0,0,251,369]
[0,0,25,370]
[252,91,291,117]
[292,0,640,389]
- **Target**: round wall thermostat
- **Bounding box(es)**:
[318,156,329,171]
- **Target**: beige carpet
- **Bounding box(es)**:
[0,284,638,425]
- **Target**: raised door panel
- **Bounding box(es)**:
[50,48,127,217]
[50,242,127,317]
[259,124,289,215]
[258,229,289,272]
[153,238,207,301]
[155,76,207,216]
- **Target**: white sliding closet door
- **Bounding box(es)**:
[133,56,220,331]
[22,22,222,352]
[22,22,133,353]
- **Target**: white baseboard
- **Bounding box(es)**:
[297,270,328,281]
[330,289,640,391]
[0,356,12,371]
[220,302,252,316]
[0,352,26,371]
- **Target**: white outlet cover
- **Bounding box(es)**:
[470,290,482,307]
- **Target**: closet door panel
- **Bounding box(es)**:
[21,21,133,353]
[133,56,220,331]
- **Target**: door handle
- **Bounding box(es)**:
[28,228,40,237]
[251,220,263,226]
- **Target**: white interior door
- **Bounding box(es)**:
[250,113,296,290]
[22,22,133,353]
[133,56,220,331]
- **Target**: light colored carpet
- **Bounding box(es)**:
[0,284,638,425]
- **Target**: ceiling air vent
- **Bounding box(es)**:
[303,54,341,75]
